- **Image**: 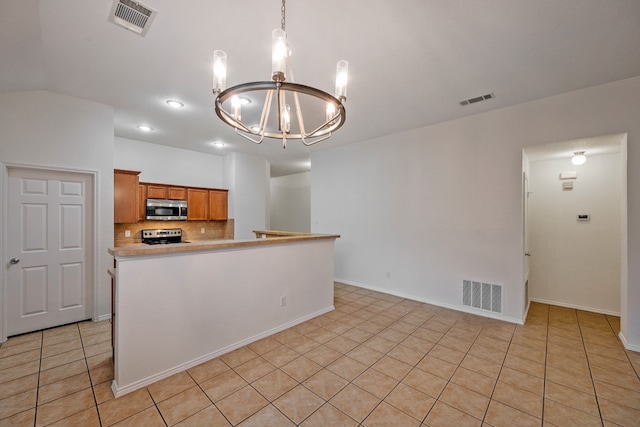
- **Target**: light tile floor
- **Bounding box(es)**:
[1,282,640,426]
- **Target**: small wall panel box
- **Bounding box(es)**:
[559,171,577,180]
[577,214,590,221]
[562,181,574,190]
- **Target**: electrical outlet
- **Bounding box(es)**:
[124,230,131,237]
[280,296,287,307]
[200,228,205,234]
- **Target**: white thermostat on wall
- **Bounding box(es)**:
[577,214,590,221]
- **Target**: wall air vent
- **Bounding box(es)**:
[460,93,494,106]
[108,0,157,37]
[462,279,502,313]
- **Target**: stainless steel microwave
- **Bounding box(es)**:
[146,199,187,221]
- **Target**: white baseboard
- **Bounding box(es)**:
[529,297,620,317]
[335,278,524,325]
[96,314,112,322]
[618,331,640,352]
[111,305,334,398]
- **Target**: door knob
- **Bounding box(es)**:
[9,258,20,264]
[525,253,531,257]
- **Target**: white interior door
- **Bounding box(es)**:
[6,168,92,336]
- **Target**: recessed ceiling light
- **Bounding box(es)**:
[211,141,225,148]
[166,100,184,108]
[137,125,153,132]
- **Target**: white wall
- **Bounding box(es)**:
[224,152,270,239]
[0,90,114,332]
[113,238,335,395]
[312,76,640,348]
[270,172,311,232]
[114,138,225,188]
[529,153,621,314]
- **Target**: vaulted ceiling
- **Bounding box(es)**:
[2,0,639,175]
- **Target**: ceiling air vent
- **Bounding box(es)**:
[460,93,494,106]
[108,0,157,37]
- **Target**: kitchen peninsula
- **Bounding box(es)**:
[108,231,339,397]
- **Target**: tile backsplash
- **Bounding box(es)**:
[114,219,234,246]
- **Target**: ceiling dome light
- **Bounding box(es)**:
[571,151,587,165]
[137,125,153,132]
[166,100,184,108]
[211,141,225,148]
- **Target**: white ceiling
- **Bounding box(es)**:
[524,133,624,163]
[2,0,640,176]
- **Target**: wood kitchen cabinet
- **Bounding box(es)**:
[114,169,140,224]
[146,184,187,200]
[146,184,167,199]
[168,187,187,200]
[187,188,209,220]
[133,179,229,222]
[137,184,147,222]
[208,190,228,220]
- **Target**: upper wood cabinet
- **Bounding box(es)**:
[137,184,147,222]
[125,177,228,222]
[146,184,187,200]
[208,190,228,220]
[146,184,167,199]
[114,169,140,224]
[187,188,209,221]
[168,187,187,200]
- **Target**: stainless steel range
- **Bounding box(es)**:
[141,228,184,245]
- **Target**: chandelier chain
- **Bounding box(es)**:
[281,0,286,31]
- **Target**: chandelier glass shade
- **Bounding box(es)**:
[212,1,348,148]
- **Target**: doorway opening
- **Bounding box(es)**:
[522,133,628,336]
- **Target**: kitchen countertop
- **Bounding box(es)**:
[109,231,340,257]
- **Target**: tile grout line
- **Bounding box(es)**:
[478,319,520,426]
[540,303,550,427]
[76,323,103,427]
[184,365,234,427]
[33,330,44,427]
[422,317,478,425]
[575,310,607,426]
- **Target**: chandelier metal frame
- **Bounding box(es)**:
[212,0,348,148]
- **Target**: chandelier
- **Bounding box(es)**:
[212,0,348,148]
